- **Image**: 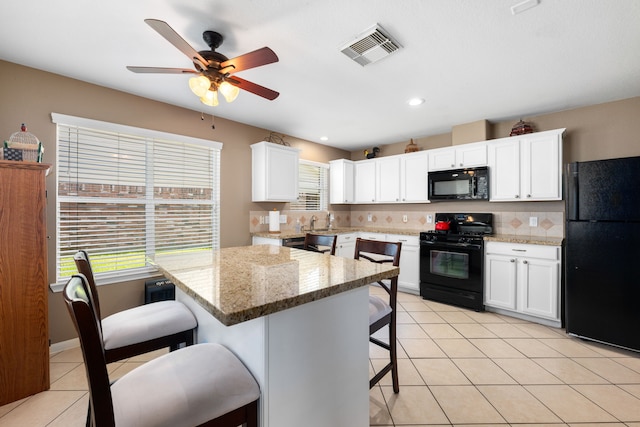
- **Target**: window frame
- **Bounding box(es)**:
[289,159,329,212]
[50,113,222,291]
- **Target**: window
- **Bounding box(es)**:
[52,113,221,286]
[289,160,329,211]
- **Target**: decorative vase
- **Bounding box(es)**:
[404,138,419,153]
[510,119,534,136]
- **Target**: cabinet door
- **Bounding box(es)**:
[488,138,521,201]
[521,133,562,200]
[519,258,560,319]
[252,142,300,202]
[336,233,357,258]
[456,143,487,168]
[329,159,354,204]
[376,157,401,203]
[401,152,429,203]
[428,147,456,171]
[388,235,419,293]
[484,254,517,310]
[354,161,376,203]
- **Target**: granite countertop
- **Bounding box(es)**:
[484,234,564,246]
[252,227,424,239]
[152,245,399,326]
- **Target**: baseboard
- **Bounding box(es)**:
[50,338,80,354]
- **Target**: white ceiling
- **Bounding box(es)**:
[1,0,639,151]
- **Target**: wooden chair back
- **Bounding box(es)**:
[303,233,337,255]
[63,274,116,426]
[73,250,102,319]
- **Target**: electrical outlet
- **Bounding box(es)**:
[280,214,287,224]
[367,213,372,222]
[259,215,264,225]
[529,216,538,227]
[402,214,408,223]
[427,214,433,223]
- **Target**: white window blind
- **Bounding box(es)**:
[290,160,329,211]
[52,113,221,285]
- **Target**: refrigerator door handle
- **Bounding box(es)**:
[566,162,579,220]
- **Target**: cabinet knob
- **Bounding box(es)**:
[526,194,531,198]
[515,195,520,198]
[459,163,463,167]
[372,199,375,202]
[523,260,529,264]
[510,259,516,262]
[451,164,455,168]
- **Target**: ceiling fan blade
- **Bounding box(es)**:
[127,66,198,74]
[144,19,209,69]
[220,47,279,73]
[227,76,279,100]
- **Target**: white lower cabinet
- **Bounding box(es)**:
[336,233,357,258]
[386,234,419,294]
[252,236,282,246]
[485,241,561,327]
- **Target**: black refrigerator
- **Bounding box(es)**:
[565,156,640,352]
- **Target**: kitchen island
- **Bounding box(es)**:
[152,245,399,427]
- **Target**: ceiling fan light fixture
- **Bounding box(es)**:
[200,89,219,107]
[219,81,240,103]
[189,75,212,97]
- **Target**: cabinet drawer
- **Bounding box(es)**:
[385,234,419,246]
[336,233,356,244]
[485,241,559,260]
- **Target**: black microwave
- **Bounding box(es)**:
[428,166,489,201]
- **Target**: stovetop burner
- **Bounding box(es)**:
[421,213,493,244]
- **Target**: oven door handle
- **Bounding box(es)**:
[420,241,482,250]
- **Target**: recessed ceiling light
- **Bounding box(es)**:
[407,98,425,106]
[320,136,329,141]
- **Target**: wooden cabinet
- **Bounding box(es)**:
[428,141,487,171]
[485,241,561,327]
[0,161,50,405]
[251,141,300,202]
[329,159,354,204]
[488,129,564,201]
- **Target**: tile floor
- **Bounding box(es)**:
[1,289,640,426]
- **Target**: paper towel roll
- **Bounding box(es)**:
[269,210,280,233]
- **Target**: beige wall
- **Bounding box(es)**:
[3,57,639,345]
[0,60,350,344]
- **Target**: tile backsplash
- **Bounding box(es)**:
[250,209,564,238]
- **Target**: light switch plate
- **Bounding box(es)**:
[367,213,372,222]
[529,216,538,227]
[402,214,408,223]
[427,214,433,223]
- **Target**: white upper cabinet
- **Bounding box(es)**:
[375,156,401,203]
[329,159,354,204]
[354,160,376,203]
[400,151,429,203]
[488,129,565,202]
[428,141,487,171]
[251,141,300,202]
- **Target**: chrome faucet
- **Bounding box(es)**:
[310,215,317,231]
[326,211,332,230]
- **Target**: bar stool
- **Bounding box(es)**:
[63,274,260,427]
[303,233,337,255]
[354,238,402,393]
[74,250,197,363]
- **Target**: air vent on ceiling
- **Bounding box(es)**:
[340,24,402,66]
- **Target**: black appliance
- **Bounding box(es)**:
[428,166,489,201]
[565,156,640,352]
[420,213,493,311]
[282,236,306,249]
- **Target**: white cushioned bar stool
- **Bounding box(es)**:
[354,238,402,393]
[64,274,260,427]
[74,250,197,363]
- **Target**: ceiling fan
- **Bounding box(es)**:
[127,19,279,106]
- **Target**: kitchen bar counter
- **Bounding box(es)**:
[153,245,398,326]
[152,245,399,427]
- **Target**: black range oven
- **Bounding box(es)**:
[419,213,493,311]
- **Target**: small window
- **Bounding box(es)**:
[289,160,329,211]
